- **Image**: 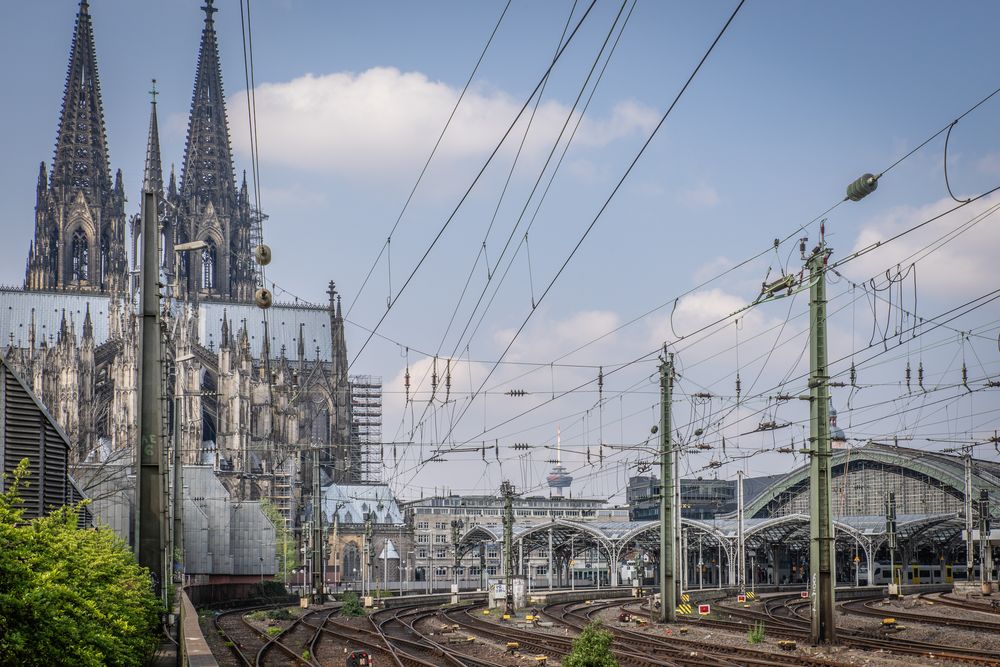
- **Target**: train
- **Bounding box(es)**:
[858,562,994,585]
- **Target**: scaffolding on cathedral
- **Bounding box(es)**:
[350,375,382,484]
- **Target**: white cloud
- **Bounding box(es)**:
[260,183,328,209]
[844,192,1000,300]
[676,182,720,209]
[692,256,735,285]
[493,309,621,364]
[228,68,657,178]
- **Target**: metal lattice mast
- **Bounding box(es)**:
[965,453,974,577]
[808,244,836,644]
[737,469,746,593]
[311,445,323,603]
[659,352,676,623]
[501,480,516,615]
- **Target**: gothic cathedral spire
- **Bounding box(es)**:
[25,0,127,295]
[144,80,164,197]
[175,0,254,302]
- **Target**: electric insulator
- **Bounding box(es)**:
[846,173,878,201]
[918,362,924,390]
[254,287,272,309]
[255,244,272,266]
[905,362,911,392]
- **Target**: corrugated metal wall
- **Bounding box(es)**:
[1,359,89,525]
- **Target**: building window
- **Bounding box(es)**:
[435,549,447,559]
[202,241,216,289]
[487,550,499,559]
[417,548,427,558]
[434,535,448,544]
[487,566,498,576]
[435,567,447,577]
[417,535,429,544]
[536,566,547,575]
[435,522,447,529]
[469,566,480,576]
[100,234,110,284]
[417,521,428,529]
[71,229,89,282]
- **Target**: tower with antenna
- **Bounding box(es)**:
[546,427,573,498]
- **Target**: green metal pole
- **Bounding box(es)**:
[659,352,675,623]
[137,190,164,601]
[808,245,836,644]
[312,446,323,603]
[501,480,515,615]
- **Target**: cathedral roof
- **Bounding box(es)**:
[0,289,110,348]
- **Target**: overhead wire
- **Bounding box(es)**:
[348,0,601,368]
[344,0,513,318]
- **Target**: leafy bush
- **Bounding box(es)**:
[339,592,367,617]
[266,626,282,636]
[748,620,766,644]
[302,649,312,660]
[0,459,161,666]
[252,580,288,599]
[562,621,618,667]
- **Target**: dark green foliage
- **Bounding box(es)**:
[252,580,288,599]
[748,620,765,644]
[339,592,367,617]
[0,459,161,666]
[562,621,618,667]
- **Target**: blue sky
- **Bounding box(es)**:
[1,1,998,501]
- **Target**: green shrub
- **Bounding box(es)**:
[339,592,367,617]
[266,626,282,636]
[0,459,161,666]
[748,620,765,644]
[302,649,312,660]
[562,621,618,667]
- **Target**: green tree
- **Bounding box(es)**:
[561,621,619,667]
[261,498,295,580]
[0,459,161,666]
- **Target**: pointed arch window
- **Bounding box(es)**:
[343,542,361,581]
[202,241,217,289]
[100,234,110,285]
[71,229,89,282]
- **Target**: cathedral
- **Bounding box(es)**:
[1,0,377,532]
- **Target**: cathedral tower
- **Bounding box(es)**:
[24,0,128,295]
[174,0,254,302]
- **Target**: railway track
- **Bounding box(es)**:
[369,603,498,666]
[838,595,1000,633]
[214,603,334,666]
[709,592,1000,666]
[543,598,846,667]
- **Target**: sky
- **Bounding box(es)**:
[1,1,998,503]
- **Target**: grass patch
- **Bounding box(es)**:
[266,626,282,636]
[748,620,765,644]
